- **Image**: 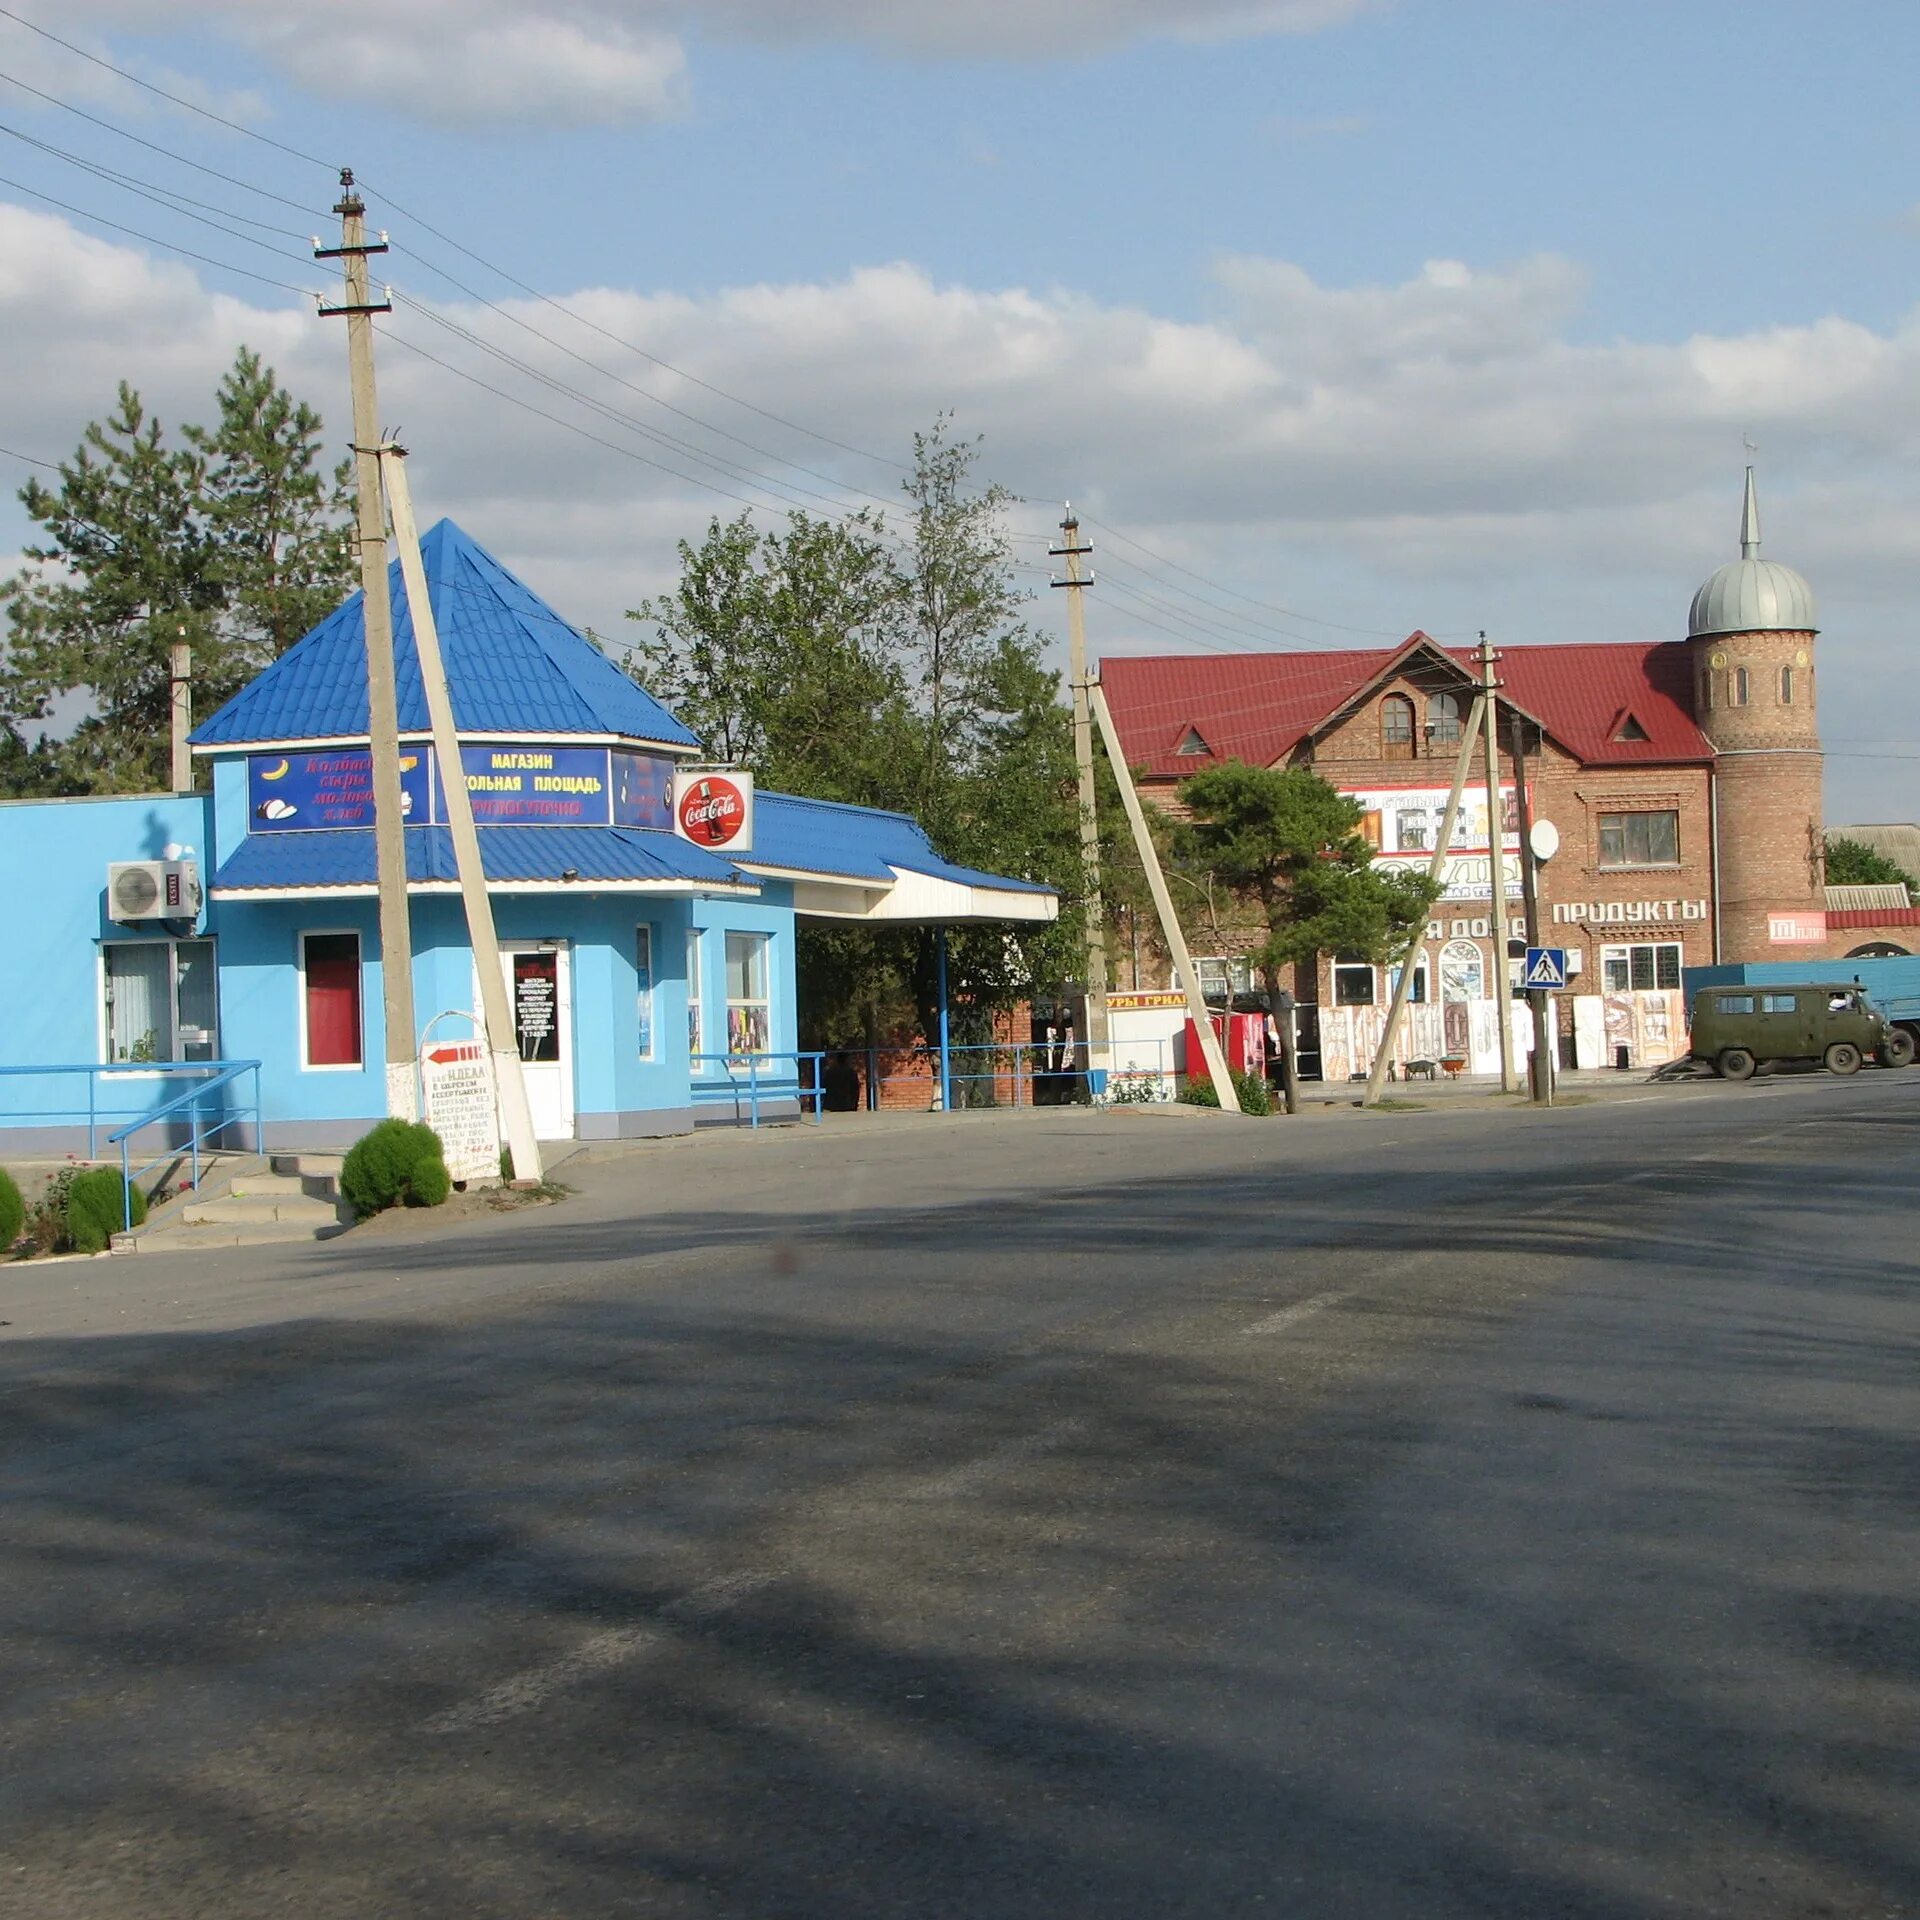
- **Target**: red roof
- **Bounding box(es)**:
[1100,635,1714,778]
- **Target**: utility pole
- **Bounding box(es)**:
[318,169,416,1121]
[1477,632,1520,1093]
[169,636,192,793]
[1051,505,1112,1093]
[382,445,544,1182]
[1510,711,1553,1106]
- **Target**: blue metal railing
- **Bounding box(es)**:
[0,1059,259,1162]
[108,1061,263,1232]
[690,1051,826,1129]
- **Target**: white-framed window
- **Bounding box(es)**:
[298,930,363,1069]
[102,938,218,1065]
[1440,938,1484,1003]
[1388,958,1430,1005]
[635,924,655,1060]
[1193,955,1252,1000]
[1601,941,1682,993]
[1598,809,1679,868]
[725,930,771,1057]
[686,927,706,1067]
[1332,951,1376,1006]
[1427,691,1464,746]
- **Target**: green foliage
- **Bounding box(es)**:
[65,1168,147,1253]
[1826,834,1918,894]
[628,419,1088,1053]
[0,1167,23,1249]
[1177,1067,1272,1114]
[1173,760,1442,1002]
[1,349,352,796]
[341,1119,448,1219]
[406,1154,452,1208]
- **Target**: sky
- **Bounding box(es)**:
[0,0,1917,821]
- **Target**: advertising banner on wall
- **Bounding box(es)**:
[672,768,754,853]
[456,745,610,825]
[248,748,432,830]
[611,750,675,830]
[1349,783,1521,858]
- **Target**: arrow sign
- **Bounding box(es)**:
[1522,946,1568,991]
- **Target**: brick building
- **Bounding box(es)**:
[1101,471,1849,1078]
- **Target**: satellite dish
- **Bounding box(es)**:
[1530,820,1560,863]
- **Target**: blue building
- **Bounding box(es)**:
[0,522,1056,1155]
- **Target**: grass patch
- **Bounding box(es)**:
[1358,1097,1429,1112]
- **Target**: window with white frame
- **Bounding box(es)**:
[1598,809,1679,868]
[1388,957,1429,1004]
[687,927,706,1066]
[298,931,362,1068]
[635,924,656,1060]
[725,931,771,1057]
[103,938,218,1064]
[1192,955,1252,1000]
[1601,941,1682,993]
[1332,951,1376,1006]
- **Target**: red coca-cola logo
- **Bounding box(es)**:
[678,774,747,846]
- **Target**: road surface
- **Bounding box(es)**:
[2,1074,1916,1917]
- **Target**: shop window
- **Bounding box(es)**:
[725,931,771,1057]
[1388,958,1429,1004]
[1600,942,1682,993]
[299,932,361,1068]
[1427,691,1464,747]
[1779,665,1794,704]
[1440,939,1484,1003]
[687,927,706,1066]
[635,924,655,1060]
[1332,952,1376,1006]
[1730,666,1750,708]
[1597,809,1678,868]
[1381,694,1415,761]
[103,939,218,1065]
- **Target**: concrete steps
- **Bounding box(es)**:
[118,1152,353,1252]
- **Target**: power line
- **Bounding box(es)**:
[0,64,323,216]
[0,6,337,170]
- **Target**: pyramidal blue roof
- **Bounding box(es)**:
[192,519,699,751]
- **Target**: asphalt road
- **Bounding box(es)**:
[2,1075,1916,1919]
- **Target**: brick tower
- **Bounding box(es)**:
[1686,469,1823,960]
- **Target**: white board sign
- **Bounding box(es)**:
[420,1037,501,1185]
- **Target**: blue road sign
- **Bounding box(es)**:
[1522,946,1568,991]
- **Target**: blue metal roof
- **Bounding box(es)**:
[210,825,751,894]
[192,520,699,751]
[753,792,1056,894]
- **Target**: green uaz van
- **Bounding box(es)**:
[1688,983,1916,1080]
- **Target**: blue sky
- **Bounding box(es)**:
[2,0,1917,818]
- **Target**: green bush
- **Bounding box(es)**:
[0,1167,23,1249]
[406,1154,452,1208]
[65,1168,148,1253]
[1177,1067,1273,1115]
[341,1119,449,1218]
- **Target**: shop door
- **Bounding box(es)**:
[492,942,574,1140]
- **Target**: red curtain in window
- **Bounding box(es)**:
[304,935,363,1067]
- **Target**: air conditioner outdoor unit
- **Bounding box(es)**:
[107,859,202,924]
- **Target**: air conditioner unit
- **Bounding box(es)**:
[107,859,202,924]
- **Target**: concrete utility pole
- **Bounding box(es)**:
[1051,506,1112,1091]
[1089,681,1240,1112]
[1510,711,1554,1106]
[1477,632,1520,1093]
[1363,693,1487,1107]
[169,637,192,793]
[382,446,544,1183]
[319,169,417,1121]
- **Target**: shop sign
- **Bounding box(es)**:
[1767,911,1827,944]
[1108,990,1187,1011]
[1377,852,1523,902]
[1349,783,1521,857]
[1552,900,1708,924]
[673,768,754,851]
[248,748,432,830]
[611,750,675,830]
[419,1037,500,1184]
[457,745,610,825]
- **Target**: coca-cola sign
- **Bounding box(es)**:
[672,768,753,852]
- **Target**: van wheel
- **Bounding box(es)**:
[1880,1030,1916,1069]
[1717,1048,1756,1081]
[1824,1041,1862,1076]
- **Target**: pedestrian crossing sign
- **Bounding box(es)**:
[1522,946,1568,991]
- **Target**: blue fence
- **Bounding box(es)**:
[690,1051,826,1130]
[0,1059,259,1161]
[110,1061,263,1230]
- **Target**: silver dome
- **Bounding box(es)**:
[1687,466,1817,637]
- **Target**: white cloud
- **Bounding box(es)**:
[6,203,1920,814]
[20,1,1374,125]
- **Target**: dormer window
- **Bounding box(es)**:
[1613,714,1650,743]
[1381,693,1415,761]
[1175,727,1210,757]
